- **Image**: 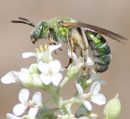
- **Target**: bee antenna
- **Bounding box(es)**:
[11,17,35,27]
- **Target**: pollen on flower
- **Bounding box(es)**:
[46,69,55,76]
[40,45,44,52]
[44,44,49,51]
[35,48,40,53]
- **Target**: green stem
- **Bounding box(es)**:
[62,97,82,106]
[42,98,53,107]
[47,84,70,115]
[57,76,70,95]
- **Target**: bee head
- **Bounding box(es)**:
[30,21,48,44]
[12,17,48,44]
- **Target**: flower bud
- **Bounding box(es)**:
[18,73,33,88]
[32,74,46,90]
[104,94,121,119]
[29,63,40,74]
[67,64,80,79]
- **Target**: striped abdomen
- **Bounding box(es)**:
[85,31,111,72]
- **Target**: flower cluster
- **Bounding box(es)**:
[1,44,121,119]
[1,44,63,88]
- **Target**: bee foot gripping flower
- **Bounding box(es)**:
[67,50,94,79]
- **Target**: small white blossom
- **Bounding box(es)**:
[1,68,33,88]
[1,71,18,84]
[1,68,30,85]
[67,50,83,79]
[86,70,106,85]
[38,60,63,86]
[76,81,106,111]
[13,89,42,118]
[67,50,94,79]
[22,44,61,63]
[68,49,94,66]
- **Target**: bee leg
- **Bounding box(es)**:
[47,31,58,54]
[74,27,89,74]
[59,48,63,51]
[68,28,75,54]
[64,58,73,68]
[54,50,57,54]
[64,28,76,68]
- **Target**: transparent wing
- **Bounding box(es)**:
[63,21,128,43]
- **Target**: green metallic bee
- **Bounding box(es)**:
[12,17,128,73]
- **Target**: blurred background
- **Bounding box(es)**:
[0,0,130,118]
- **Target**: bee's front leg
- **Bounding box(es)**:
[47,30,63,54]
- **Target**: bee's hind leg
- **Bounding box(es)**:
[74,27,89,74]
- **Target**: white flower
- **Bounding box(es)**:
[13,89,42,118]
[68,49,94,66]
[22,44,61,63]
[76,81,106,111]
[6,113,21,119]
[1,68,29,84]
[1,68,33,88]
[86,70,106,85]
[38,60,63,86]
[1,71,19,84]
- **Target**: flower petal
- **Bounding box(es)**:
[51,73,62,86]
[6,113,20,119]
[13,104,27,116]
[32,92,42,106]
[86,57,94,65]
[22,52,36,58]
[91,93,106,105]
[18,73,32,87]
[68,49,78,63]
[82,100,92,111]
[32,74,43,87]
[97,80,107,85]
[28,107,38,118]
[49,60,61,73]
[90,81,101,94]
[75,83,83,97]
[39,74,51,85]
[19,89,29,103]
[38,61,49,73]
[20,68,29,73]
[48,43,61,53]
[90,70,100,80]
[1,71,18,84]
